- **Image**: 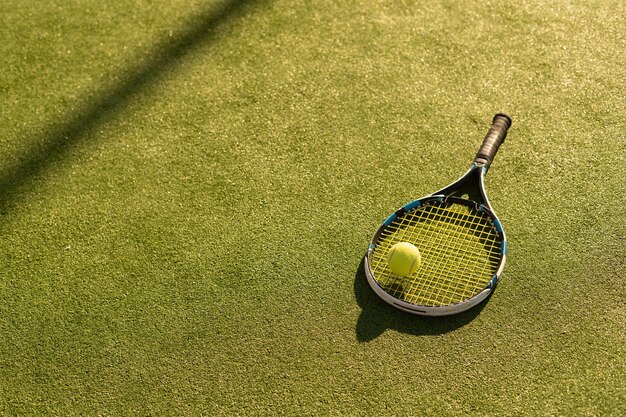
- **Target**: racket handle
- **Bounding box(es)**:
[474,113,512,168]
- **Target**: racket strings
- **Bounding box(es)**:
[370,201,502,307]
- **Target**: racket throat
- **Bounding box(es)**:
[434,164,489,205]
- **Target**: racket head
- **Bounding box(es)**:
[365,192,506,316]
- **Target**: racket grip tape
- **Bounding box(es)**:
[474,113,512,167]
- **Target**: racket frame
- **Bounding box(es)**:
[365,163,507,316]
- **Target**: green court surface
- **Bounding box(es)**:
[1,0,624,415]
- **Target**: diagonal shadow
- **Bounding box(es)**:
[0,0,259,216]
[354,257,490,341]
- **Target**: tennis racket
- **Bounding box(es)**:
[365,113,512,316]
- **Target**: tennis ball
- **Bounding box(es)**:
[387,242,421,276]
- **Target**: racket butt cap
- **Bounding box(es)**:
[493,113,512,128]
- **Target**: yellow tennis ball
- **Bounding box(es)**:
[387,242,422,276]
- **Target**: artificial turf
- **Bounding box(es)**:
[1,0,624,415]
